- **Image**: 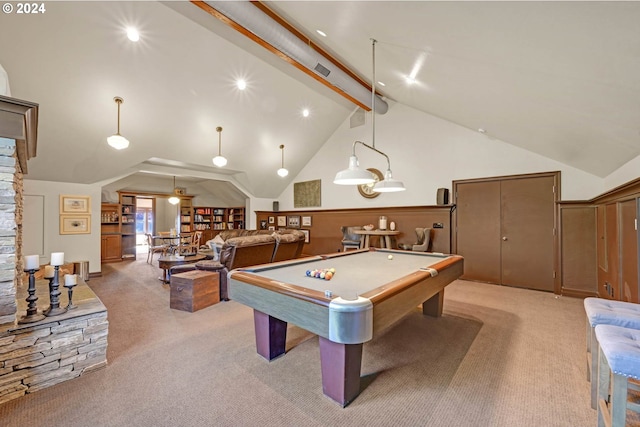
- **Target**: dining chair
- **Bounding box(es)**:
[146,233,166,264]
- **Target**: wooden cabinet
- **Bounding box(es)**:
[119,193,137,260]
[101,203,122,262]
[101,234,122,262]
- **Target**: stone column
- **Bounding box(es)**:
[0,139,17,325]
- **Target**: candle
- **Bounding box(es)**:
[44,265,55,278]
[64,274,77,286]
[50,252,64,266]
[24,255,39,270]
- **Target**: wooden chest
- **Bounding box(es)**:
[170,270,220,312]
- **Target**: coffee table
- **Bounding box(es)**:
[158,254,206,283]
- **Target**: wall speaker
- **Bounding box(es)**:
[436,188,449,205]
[273,201,279,212]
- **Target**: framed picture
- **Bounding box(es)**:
[260,220,267,230]
[60,195,91,214]
[301,229,310,244]
[302,216,312,227]
[268,226,275,231]
[287,215,301,228]
[277,216,286,227]
[268,216,275,224]
[60,215,91,235]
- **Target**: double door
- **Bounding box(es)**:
[454,173,558,292]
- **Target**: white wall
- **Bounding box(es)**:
[23,180,102,273]
[604,154,640,191]
[278,103,605,210]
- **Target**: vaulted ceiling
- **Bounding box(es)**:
[1,1,638,199]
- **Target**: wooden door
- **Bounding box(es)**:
[454,172,558,292]
[500,176,556,291]
[620,199,638,302]
[456,180,501,283]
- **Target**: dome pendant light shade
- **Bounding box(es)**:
[212,126,227,167]
[334,155,376,185]
[168,176,180,205]
[107,97,130,150]
[373,169,405,192]
[277,144,289,177]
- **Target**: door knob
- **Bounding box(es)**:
[502,236,508,241]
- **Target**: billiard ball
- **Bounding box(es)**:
[388,254,394,260]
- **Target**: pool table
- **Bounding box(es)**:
[228,248,464,406]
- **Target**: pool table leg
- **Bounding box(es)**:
[423,290,445,317]
[253,310,287,360]
[319,337,363,407]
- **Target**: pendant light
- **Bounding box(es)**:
[168,176,180,205]
[107,96,130,150]
[277,144,289,177]
[212,126,228,167]
[334,39,405,192]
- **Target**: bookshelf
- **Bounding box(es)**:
[179,199,193,233]
[119,193,137,260]
[191,206,245,241]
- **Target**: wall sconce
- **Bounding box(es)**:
[107,96,130,150]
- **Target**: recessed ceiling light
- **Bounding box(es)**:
[316,29,327,37]
[377,81,386,87]
[478,128,486,134]
[405,76,416,85]
[302,109,310,117]
[126,27,139,42]
[236,79,247,90]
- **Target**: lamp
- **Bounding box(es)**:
[168,176,180,205]
[212,126,228,167]
[107,96,130,150]
[333,39,405,192]
[277,144,288,177]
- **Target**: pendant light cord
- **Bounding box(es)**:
[371,38,377,149]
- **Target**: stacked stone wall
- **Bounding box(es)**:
[0,311,108,404]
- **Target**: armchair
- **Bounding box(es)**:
[341,226,363,251]
[399,227,431,252]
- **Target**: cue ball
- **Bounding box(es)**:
[388,255,394,260]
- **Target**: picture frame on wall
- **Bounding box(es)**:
[268,216,275,224]
[268,226,275,231]
[277,216,286,227]
[60,214,91,235]
[301,229,310,244]
[260,220,267,230]
[60,195,91,214]
[302,216,312,227]
[287,215,301,228]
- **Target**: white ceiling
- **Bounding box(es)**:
[1,1,639,199]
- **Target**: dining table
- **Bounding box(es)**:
[153,234,191,255]
[352,229,400,249]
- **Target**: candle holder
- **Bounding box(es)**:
[64,276,77,310]
[44,265,67,317]
[18,268,45,324]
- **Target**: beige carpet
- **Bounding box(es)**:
[1,258,595,426]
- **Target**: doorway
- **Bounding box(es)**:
[136,197,155,254]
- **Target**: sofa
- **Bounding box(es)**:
[170,229,305,300]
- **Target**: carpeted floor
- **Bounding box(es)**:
[1,258,596,426]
